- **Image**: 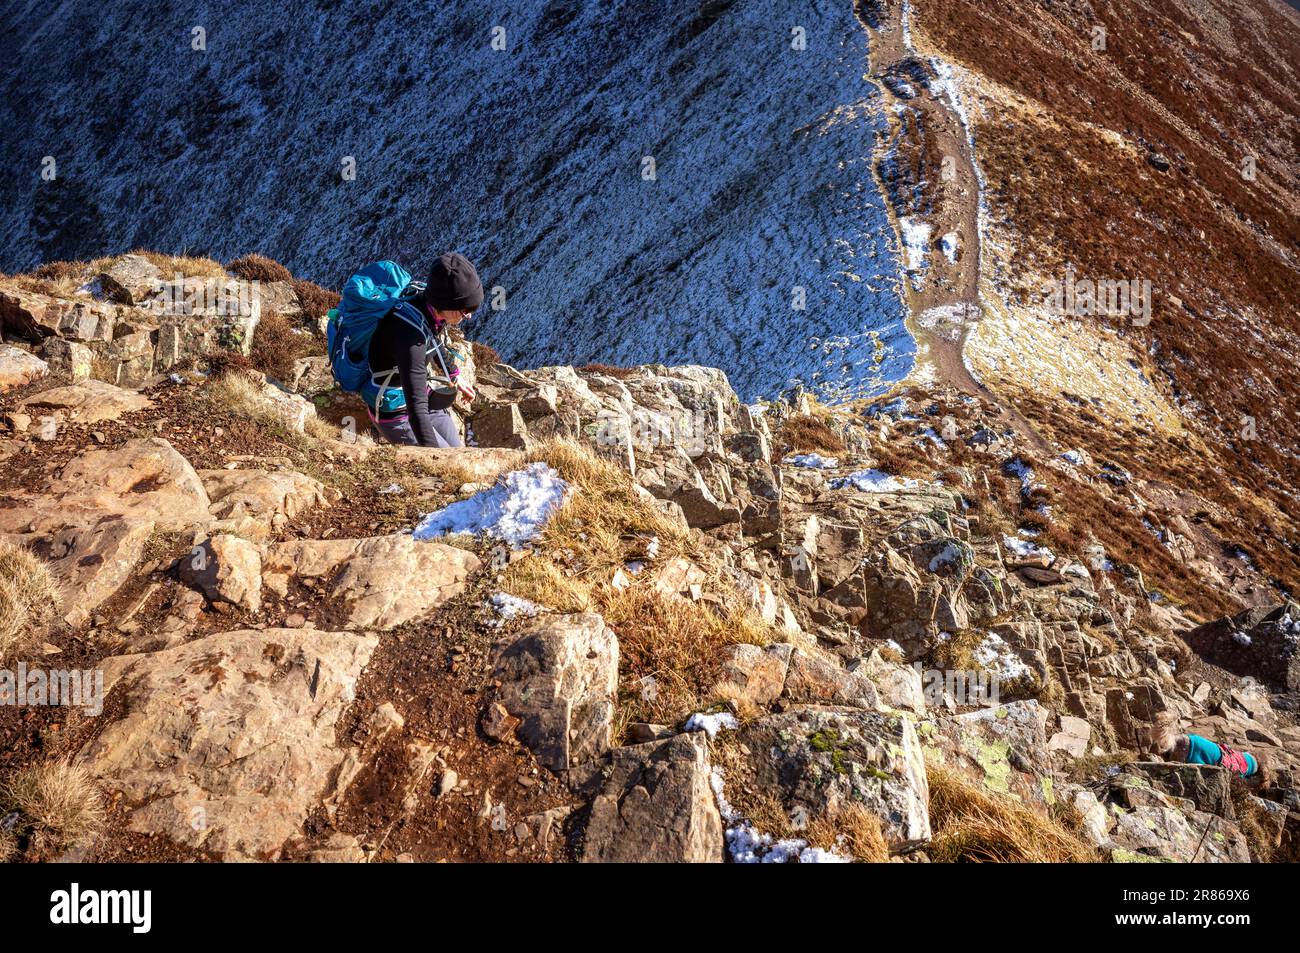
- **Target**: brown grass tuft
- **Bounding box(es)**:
[803,804,891,862]
[227,253,294,284]
[1,760,105,849]
[293,279,340,319]
[0,541,59,663]
[128,250,227,280]
[472,340,500,368]
[926,757,1098,862]
[499,438,774,723]
[248,310,319,383]
[778,413,846,456]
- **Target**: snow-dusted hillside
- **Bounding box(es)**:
[2,0,912,401]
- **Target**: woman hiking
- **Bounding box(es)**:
[364,251,481,447]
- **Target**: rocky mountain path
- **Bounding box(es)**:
[856,0,1052,457]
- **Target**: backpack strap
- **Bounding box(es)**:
[368,300,455,396]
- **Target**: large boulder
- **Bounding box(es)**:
[581,733,724,863]
[200,468,335,528]
[96,254,164,306]
[83,627,380,860]
[18,379,152,425]
[494,612,618,772]
[1184,603,1300,691]
[16,517,156,627]
[0,438,210,534]
[262,534,479,630]
[180,534,264,613]
[736,706,931,848]
[1109,805,1249,863]
[933,701,1054,801]
[0,343,47,392]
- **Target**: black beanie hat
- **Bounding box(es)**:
[426,251,484,311]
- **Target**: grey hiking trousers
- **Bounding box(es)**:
[372,408,463,448]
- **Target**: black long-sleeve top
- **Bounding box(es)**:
[367,307,457,446]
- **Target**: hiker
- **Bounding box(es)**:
[1155,724,1262,779]
[327,254,481,447]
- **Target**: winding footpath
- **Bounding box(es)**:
[856,0,1051,453]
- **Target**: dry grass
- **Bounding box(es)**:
[472,340,500,368]
[601,583,771,725]
[293,279,340,319]
[777,413,846,456]
[0,541,59,663]
[804,805,891,862]
[127,250,227,280]
[248,310,319,383]
[1,760,105,850]
[499,438,775,724]
[0,828,15,863]
[227,253,294,284]
[517,439,695,583]
[926,756,1099,862]
[206,369,317,447]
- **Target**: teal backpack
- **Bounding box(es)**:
[326,260,428,398]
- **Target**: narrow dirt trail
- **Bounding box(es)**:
[854,0,1052,456]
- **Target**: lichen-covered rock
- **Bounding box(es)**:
[737,706,931,848]
[581,733,724,863]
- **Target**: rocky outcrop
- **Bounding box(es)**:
[17,379,152,424]
[1185,603,1300,692]
[470,362,771,533]
[0,343,48,392]
[84,627,380,861]
[0,437,210,535]
[200,468,335,531]
[494,612,619,773]
[736,706,931,848]
[261,535,479,630]
[581,733,724,863]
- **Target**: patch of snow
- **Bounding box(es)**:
[413,462,568,548]
[1003,534,1054,562]
[1232,630,1253,647]
[710,768,852,864]
[1062,450,1085,465]
[928,541,965,572]
[1003,456,1035,493]
[645,535,660,560]
[831,469,918,493]
[919,426,947,448]
[973,631,1030,681]
[378,483,404,495]
[788,452,839,469]
[489,591,543,622]
[898,216,932,277]
[684,711,738,739]
[940,231,959,262]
